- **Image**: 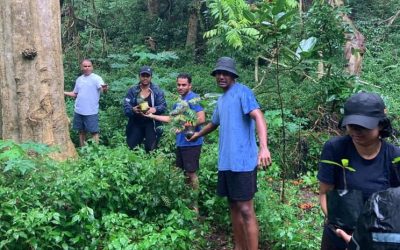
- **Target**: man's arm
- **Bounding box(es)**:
[147,114,171,123]
[249,108,272,169]
[196,110,206,126]
[64,91,77,98]
[335,229,352,244]
[188,122,218,141]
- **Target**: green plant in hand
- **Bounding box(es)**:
[168,97,200,132]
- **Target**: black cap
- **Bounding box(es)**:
[341,92,386,129]
[139,66,152,76]
[211,57,239,78]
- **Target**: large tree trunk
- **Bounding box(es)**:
[185,0,201,48]
[0,0,76,159]
[329,0,365,75]
[147,0,159,17]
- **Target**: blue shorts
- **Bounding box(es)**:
[73,113,99,133]
[217,167,258,201]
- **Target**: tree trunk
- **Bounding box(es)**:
[147,0,159,17]
[329,0,365,75]
[0,0,77,159]
[185,1,201,48]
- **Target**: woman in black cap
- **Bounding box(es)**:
[123,66,167,151]
[317,92,400,250]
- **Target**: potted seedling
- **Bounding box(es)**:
[169,97,201,138]
[183,125,195,140]
[320,158,364,231]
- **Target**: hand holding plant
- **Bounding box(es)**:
[169,98,200,132]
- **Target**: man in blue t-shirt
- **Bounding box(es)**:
[147,73,205,190]
[65,59,108,147]
[189,57,272,250]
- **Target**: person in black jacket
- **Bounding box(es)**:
[123,66,167,151]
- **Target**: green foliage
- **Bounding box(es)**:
[0,140,56,176]
[351,0,400,119]
[205,0,260,49]
[392,157,400,164]
[55,0,400,249]
[168,97,201,130]
[256,171,323,250]
[0,142,205,249]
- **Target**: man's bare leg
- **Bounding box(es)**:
[230,200,259,250]
[92,132,99,144]
[186,172,199,190]
[79,131,87,147]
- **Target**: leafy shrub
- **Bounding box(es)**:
[256,171,323,250]
[0,142,205,249]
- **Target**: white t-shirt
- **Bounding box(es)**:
[73,73,104,115]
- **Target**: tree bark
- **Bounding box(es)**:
[185,0,201,48]
[0,0,76,159]
[328,0,365,75]
[147,0,159,17]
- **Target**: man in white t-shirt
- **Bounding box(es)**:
[65,59,108,146]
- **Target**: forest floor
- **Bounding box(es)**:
[206,228,232,250]
[204,183,318,250]
[206,227,272,250]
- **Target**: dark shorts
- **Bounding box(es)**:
[176,145,202,173]
[217,167,258,201]
[73,113,99,133]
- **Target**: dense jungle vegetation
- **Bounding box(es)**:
[1,0,400,249]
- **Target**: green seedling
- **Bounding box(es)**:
[320,159,356,172]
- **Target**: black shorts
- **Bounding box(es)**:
[217,167,258,201]
[176,145,202,173]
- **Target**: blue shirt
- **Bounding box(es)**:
[175,91,204,147]
[211,83,260,172]
[73,73,104,115]
[318,135,400,200]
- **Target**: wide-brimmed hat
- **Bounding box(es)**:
[341,92,386,129]
[210,57,239,78]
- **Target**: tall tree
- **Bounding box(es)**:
[147,0,160,17]
[328,0,365,75]
[0,0,76,159]
[185,0,202,48]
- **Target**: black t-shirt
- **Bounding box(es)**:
[318,135,400,200]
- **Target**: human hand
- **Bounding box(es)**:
[257,147,272,170]
[101,83,109,92]
[186,131,199,141]
[184,121,193,127]
[335,228,352,244]
[145,107,156,115]
[132,105,142,115]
